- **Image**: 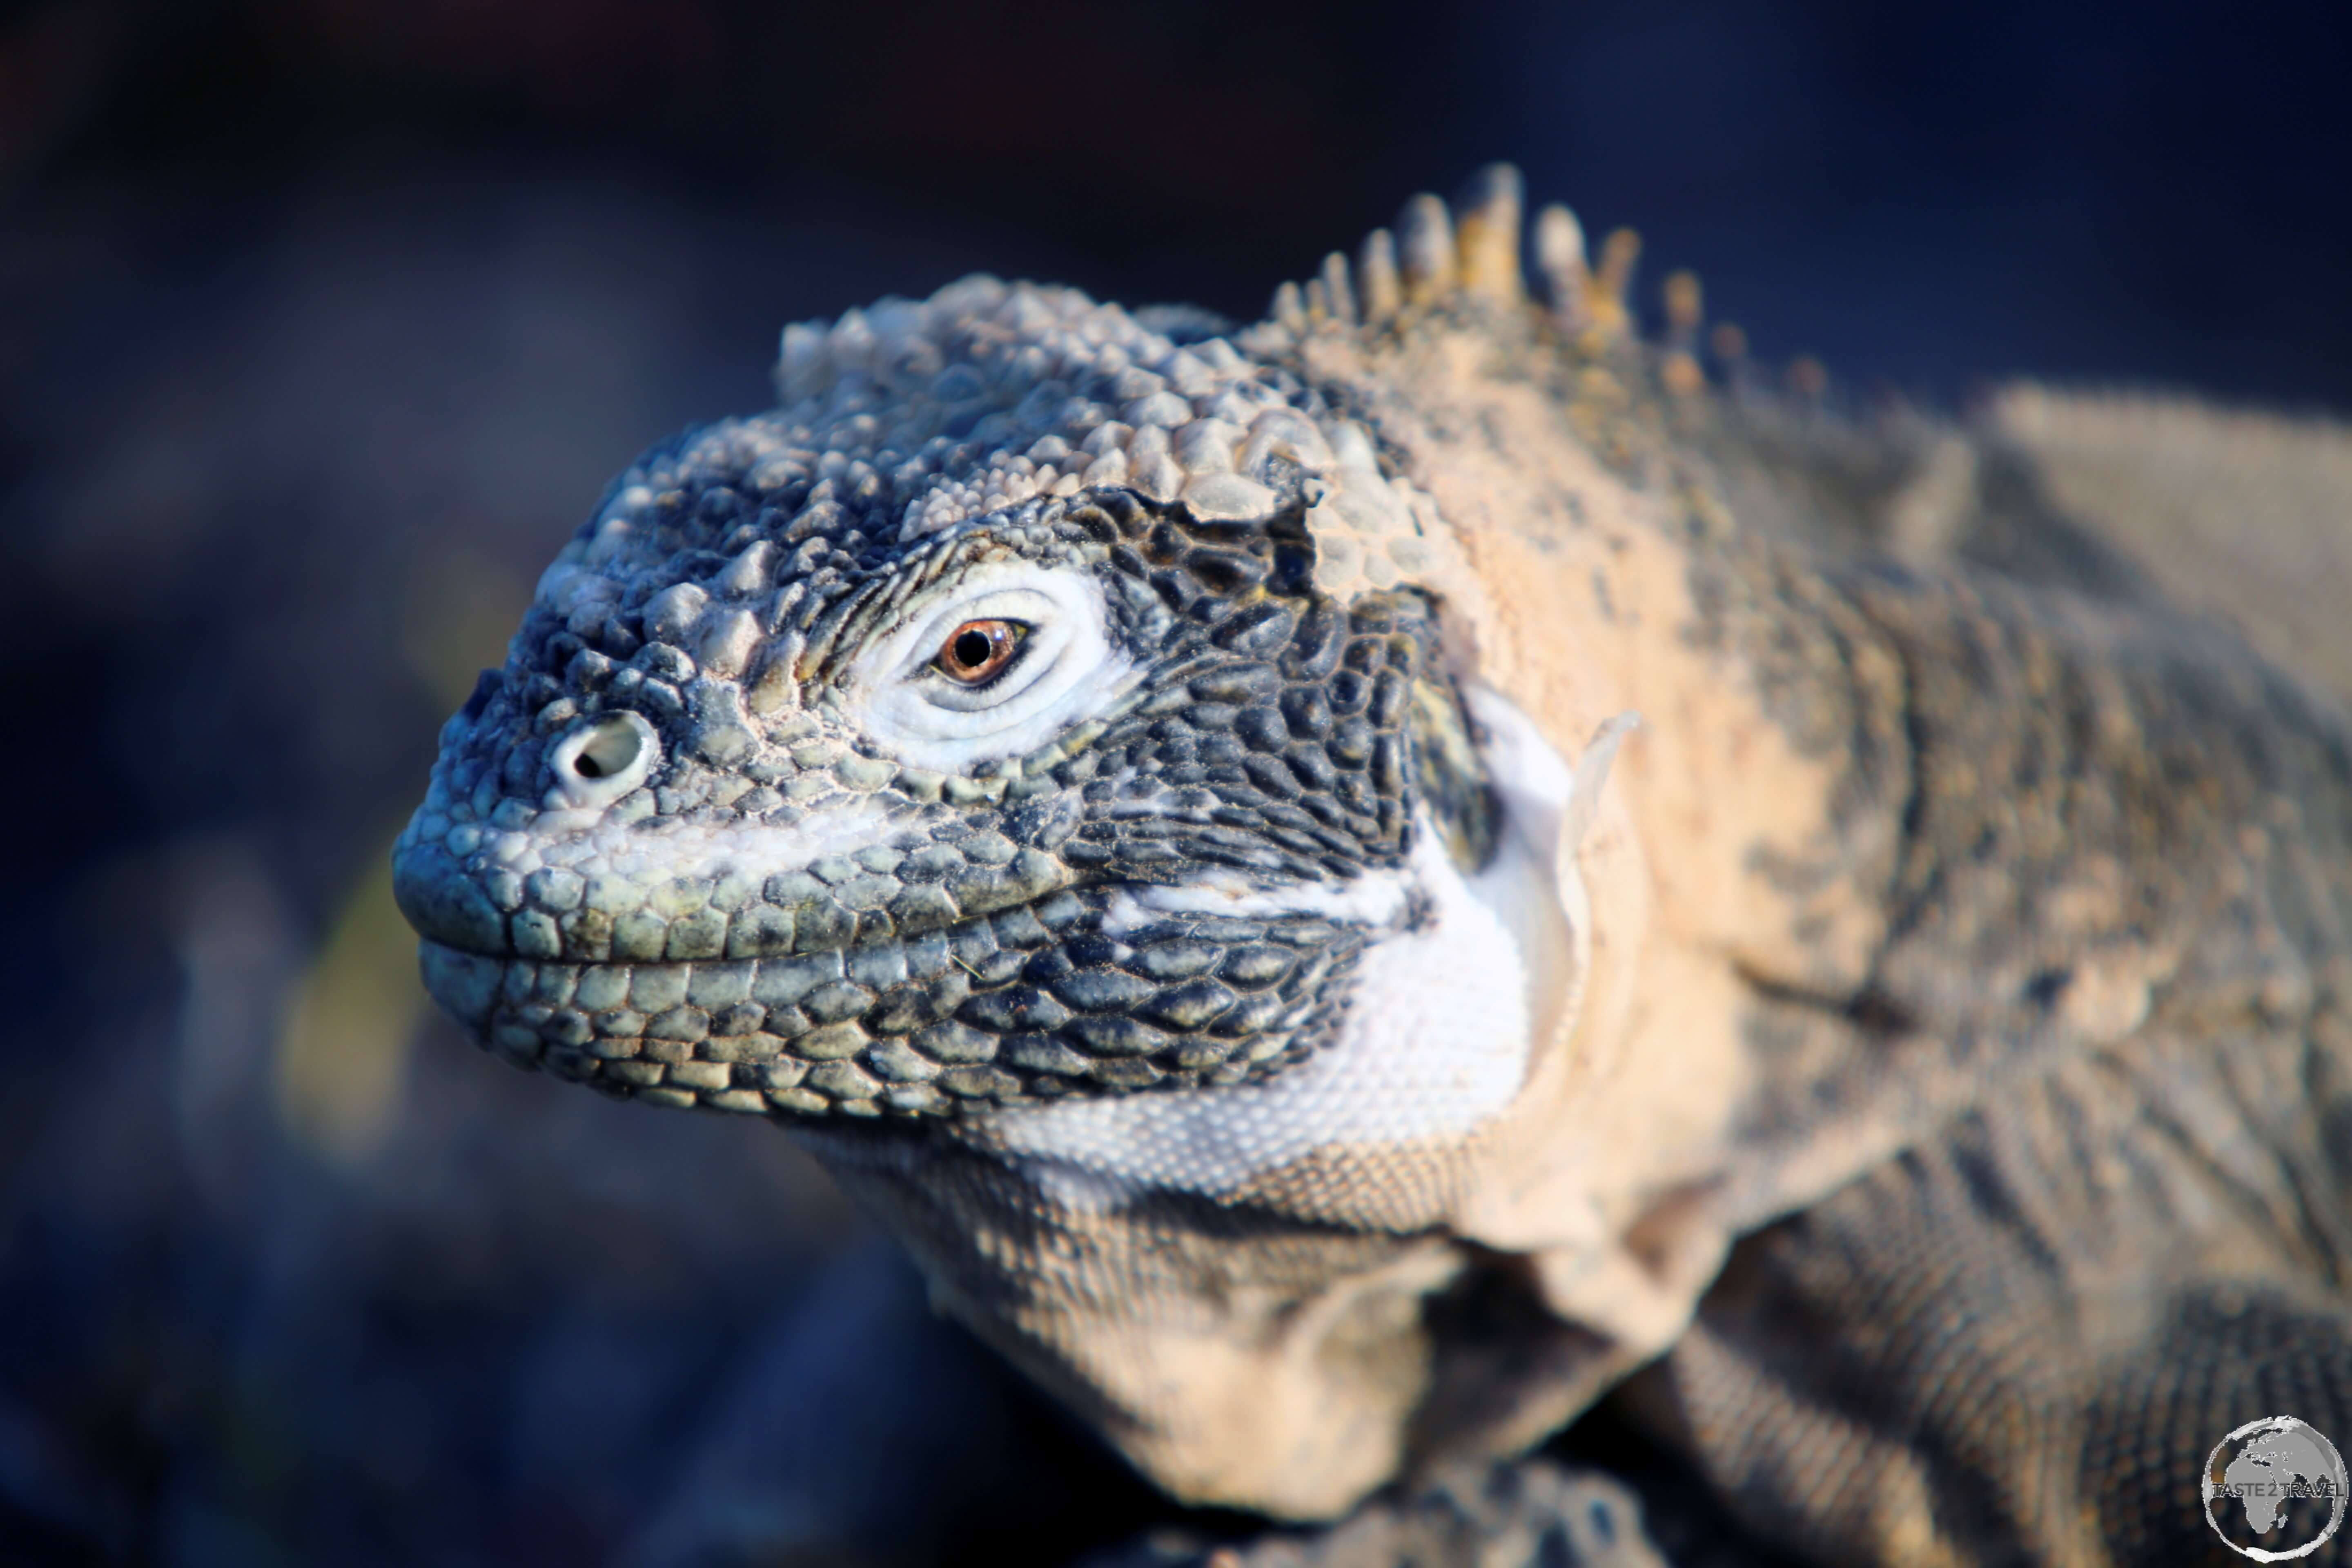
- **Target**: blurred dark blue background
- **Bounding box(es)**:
[1,1,2345,1562]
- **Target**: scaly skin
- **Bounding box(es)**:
[395,165,2352,1565]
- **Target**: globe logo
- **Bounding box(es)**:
[2204,1416,2348,1561]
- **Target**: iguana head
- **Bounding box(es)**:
[392,171,1617,1176]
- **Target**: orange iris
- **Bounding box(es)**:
[934,619,1021,684]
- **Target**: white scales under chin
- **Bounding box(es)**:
[971,689,1636,1213]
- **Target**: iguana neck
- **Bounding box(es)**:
[1299,320,1914,994]
[1270,318,1916,1244]
[1303,313,2343,1234]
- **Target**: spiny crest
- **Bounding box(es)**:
[1258,161,1741,405]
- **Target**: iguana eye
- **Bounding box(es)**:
[842,560,1137,771]
[934,619,1025,684]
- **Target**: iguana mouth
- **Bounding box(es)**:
[410,898,1356,1118]
[393,772,1370,1118]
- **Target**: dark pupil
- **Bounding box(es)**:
[953,628,994,669]
[575,754,606,778]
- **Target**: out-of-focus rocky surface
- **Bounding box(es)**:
[1083,1462,1675,1568]
[1080,1437,1815,1568]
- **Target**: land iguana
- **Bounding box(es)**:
[391,165,2352,1566]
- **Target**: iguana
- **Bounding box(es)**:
[391,164,2352,1566]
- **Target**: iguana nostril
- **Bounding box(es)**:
[571,717,640,778]
[548,711,658,804]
